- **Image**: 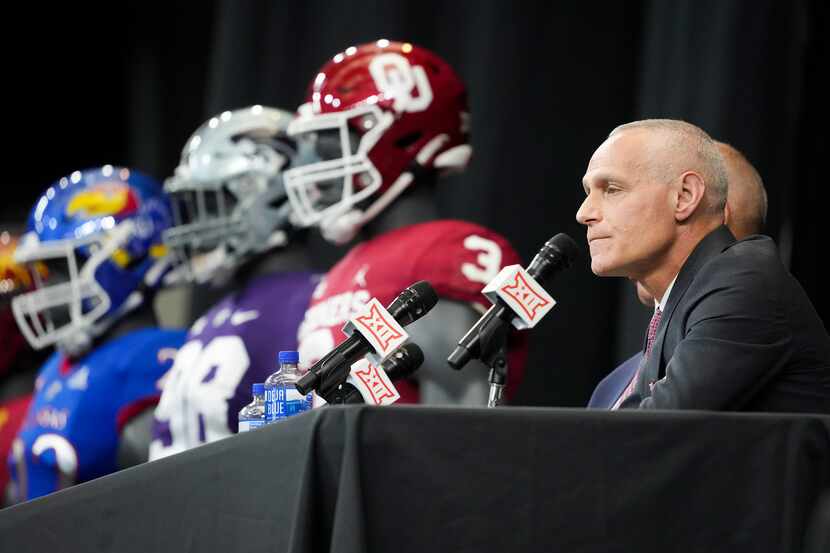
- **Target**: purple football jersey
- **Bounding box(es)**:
[149,272,318,459]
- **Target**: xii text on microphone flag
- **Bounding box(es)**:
[482,265,556,329]
[341,297,410,366]
[346,360,401,405]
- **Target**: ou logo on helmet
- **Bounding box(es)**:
[369,53,433,113]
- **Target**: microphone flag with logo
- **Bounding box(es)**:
[296,280,438,395]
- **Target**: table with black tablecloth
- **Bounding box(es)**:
[1,406,828,553]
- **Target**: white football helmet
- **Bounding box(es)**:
[163,105,306,283]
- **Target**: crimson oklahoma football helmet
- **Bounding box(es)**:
[284,39,472,244]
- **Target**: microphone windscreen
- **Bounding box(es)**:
[384,343,425,380]
[548,233,580,264]
[386,280,439,326]
[408,280,439,311]
[528,233,580,281]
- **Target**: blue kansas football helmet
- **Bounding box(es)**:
[11,166,173,356]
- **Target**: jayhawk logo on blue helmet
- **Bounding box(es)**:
[11,166,173,356]
[64,181,140,219]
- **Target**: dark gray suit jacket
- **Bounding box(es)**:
[620,225,830,413]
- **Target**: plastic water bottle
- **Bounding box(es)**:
[264,350,313,423]
[238,383,265,432]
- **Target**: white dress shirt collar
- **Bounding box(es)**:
[655,274,678,312]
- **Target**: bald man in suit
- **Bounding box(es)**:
[583,126,828,412]
[589,141,768,408]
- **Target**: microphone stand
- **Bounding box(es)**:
[477,315,510,408]
[318,384,350,405]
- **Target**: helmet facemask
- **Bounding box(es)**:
[163,110,297,284]
[11,220,142,356]
[284,105,393,242]
[164,169,288,283]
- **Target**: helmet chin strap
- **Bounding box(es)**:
[319,209,364,245]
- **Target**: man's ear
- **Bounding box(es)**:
[675,171,706,222]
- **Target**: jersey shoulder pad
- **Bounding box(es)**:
[110,328,187,377]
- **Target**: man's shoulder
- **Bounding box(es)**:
[673,233,798,327]
[697,234,783,287]
[722,234,779,261]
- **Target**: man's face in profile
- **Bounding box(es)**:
[576,129,676,280]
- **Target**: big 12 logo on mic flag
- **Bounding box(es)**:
[482,265,556,329]
[341,297,409,365]
[346,359,401,406]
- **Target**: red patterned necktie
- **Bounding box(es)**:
[612,307,662,409]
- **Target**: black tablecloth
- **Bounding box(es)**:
[1,406,829,553]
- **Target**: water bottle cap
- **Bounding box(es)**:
[252,383,265,395]
[278,350,299,364]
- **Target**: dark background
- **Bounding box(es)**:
[4,0,826,406]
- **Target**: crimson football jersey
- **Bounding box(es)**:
[297,220,528,403]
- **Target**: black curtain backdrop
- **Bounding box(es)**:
[5,1,826,407]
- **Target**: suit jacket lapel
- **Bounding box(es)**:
[635,225,736,398]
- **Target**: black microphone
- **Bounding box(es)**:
[296,281,438,395]
[335,343,426,404]
[447,233,580,370]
